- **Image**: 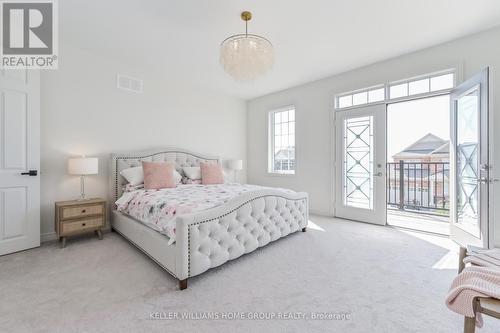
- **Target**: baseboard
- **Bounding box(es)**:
[41,232,58,243]
[309,209,333,217]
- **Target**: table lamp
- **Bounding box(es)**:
[68,157,98,200]
[227,159,243,182]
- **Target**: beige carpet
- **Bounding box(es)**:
[1,215,499,333]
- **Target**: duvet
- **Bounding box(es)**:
[115,183,288,245]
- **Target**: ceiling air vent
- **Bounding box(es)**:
[117,74,143,93]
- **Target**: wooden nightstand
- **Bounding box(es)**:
[55,198,106,248]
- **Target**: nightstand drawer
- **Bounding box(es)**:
[61,204,104,220]
[61,217,103,235]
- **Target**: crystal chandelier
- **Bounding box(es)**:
[220,11,274,81]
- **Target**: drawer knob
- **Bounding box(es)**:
[82,223,86,226]
[81,209,86,213]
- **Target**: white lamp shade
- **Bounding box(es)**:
[227,159,243,171]
[68,157,98,175]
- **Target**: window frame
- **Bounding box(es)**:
[334,68,456,111]
[335,84,386,110]
[268,105,296,176]
[387,69,456,103]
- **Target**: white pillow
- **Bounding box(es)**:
[182,166,201,180]
[120,166,143,186]
[121,166,182,185]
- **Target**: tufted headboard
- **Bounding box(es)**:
[110,147,219,204]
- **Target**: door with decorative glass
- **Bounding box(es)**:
[450,68,490,248]
[335,104,386,224]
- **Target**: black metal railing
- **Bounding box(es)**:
[387,161,449,216]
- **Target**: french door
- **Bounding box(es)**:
[450,68,490,248]
[0,69,40,255]
[335,104,386,224]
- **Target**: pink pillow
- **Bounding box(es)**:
[200,162,224,185]
[142,161,176,190]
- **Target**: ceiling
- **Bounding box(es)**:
[61,0,500,100]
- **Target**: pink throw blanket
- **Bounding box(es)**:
[446,266,500,327]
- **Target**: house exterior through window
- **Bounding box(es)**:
[269,106,295,174]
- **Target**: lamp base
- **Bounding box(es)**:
[77,175,87,201]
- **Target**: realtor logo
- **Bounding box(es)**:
[1,0,58,68]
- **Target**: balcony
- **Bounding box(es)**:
[386,161,450,235]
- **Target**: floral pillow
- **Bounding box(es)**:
[123,183,145,193]
[181,177,202,185]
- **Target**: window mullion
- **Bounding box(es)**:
[336,69,455,109]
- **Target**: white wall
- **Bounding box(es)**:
[247,26,500,245]
[40,45,246,240]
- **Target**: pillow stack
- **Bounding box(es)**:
[182,162,224,185]
[120,163,182,190]
[120,161,226,189]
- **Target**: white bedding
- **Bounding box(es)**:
[115,183,292,245]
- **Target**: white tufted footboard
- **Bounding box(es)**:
[175,189,308,283]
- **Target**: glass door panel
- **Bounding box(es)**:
[335,104,386,225]
[344,116,374,209]
[450,68,489,248]
[456,87,480,236]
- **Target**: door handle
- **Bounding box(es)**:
[374,172,383,177]
[477,177,488,184]
[21,170,38,176]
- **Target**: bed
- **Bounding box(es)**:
[110,148,309,290]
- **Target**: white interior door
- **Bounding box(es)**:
[335,104,387,224]
[0,69,40,256]
[450,68,489,248]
